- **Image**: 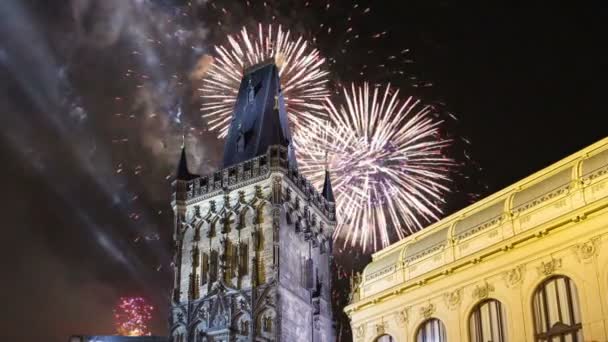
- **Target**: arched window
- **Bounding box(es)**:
[469,299,507,342]
[172,331,185,342]
[209,250,218,283]
[375,334,395,342]
[239,242,248,275]
[532,275,582,341]
[201,252,209,284]
[416,318,447,342]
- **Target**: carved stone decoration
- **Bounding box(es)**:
[354,325,365,339]
[419,303,435,319]
[223,193,231,208]
[395,308,409,326]
[472,282,495,300]
[502,265,525,288]
[572,237,601,263]
[254,185,263,199]
[272,176,282,204]
[537,258,562,276]
[443,289,462,310]
[197,306,209,321]
[375,322,385,335]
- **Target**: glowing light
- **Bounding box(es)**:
[199,23,330,138]
[294,83,455,252]
[114,296,154,336]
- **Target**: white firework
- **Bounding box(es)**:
[199,23,330,138]
[294,83,455,252]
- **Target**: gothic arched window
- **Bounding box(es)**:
[240,319,249,335]
[201,252,209,284]
[532,275,582,342]
[239,242,248,275]
[374,334,395,342]
[416,318,447,342]
[469,299,507,342]
[209,250,218,283]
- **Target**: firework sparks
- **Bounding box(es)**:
[114,296,154,336]
[199,23,330,138]
[294,83,455,252]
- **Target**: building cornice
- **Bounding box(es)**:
[373,137,608,259]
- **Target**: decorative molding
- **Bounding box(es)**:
[365,265,395,281]
[472,282,494,300]
[419,303,435,319]
[502,265,525,288]
[455,215,503,240]
[537,258,562,276]
[583,164,608,182]
[513,183,570,214]
[572,237,601,263]
[443,289,462,310]
[404,243,446,264]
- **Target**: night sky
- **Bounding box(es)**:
[1,1,605,341]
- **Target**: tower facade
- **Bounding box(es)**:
[169,62,336,342]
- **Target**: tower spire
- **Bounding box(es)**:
[222,62,294,168]
[321,151,335,203]
[177,135,198,180]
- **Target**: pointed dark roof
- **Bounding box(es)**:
[321,170,335,203]
[177,146,198,180]
[222,61,295,168]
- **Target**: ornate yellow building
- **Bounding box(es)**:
[345,137,608,342]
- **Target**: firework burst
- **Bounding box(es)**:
[114,296,154,336]
[200,23,330,138]
[294,83,455,252]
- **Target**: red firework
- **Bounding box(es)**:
[113,296,154,336]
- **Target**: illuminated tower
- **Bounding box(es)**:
[169,62,336,342]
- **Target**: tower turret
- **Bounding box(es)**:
[176,145,198,180]
[321,169,335,203]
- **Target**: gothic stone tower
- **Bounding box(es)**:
[169,62,336,342]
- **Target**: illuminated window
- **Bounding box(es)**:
[469,299,507,342]
[532,276,582,342]
[416,318,447,342]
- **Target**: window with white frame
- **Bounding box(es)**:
[469,299,507,342]
[416,318,447,342]
[532,275,582,342]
